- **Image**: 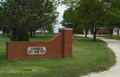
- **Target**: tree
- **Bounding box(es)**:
[104,0,120,36]
[79,0,110,41]
[62,0,104,40]
[0,5,4,33]
[0,0,58,41]
[62,7,82,34]
[45,25,54,33]
[0,7,1,26]
[62,0,120,41]
[104,9,120,36]
[28,0,58,37]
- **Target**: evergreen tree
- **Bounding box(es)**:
[0,0,58,41]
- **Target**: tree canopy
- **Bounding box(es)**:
[0,0,58,41]
[62,0,120,41]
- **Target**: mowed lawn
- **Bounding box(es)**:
[97,35,120,41]
[0,34,116,77]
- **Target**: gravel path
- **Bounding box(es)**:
[77,35,120,77]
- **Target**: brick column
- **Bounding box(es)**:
[59,28,73,57]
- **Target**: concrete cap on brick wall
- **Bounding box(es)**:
[59,28,73,30]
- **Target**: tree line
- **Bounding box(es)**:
[0,0,59,41]
[62,0,120,41]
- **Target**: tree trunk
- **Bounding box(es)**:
[11,29,15,41]
[85,29,88,37]
[94,32,96,41]
[93,29,98,41]
[92,26,100,41]
[110,34,112,37]
[110,29,113,37]
[3,28,6,34]
[33,31,36,38]
[6,32,12,40]
[30,31,33,37]
[11,28,18,41]
[110,30,113,37]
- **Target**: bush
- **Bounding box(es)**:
[98,31,102,34]
[17,29,30,41]
[103,31,110,34]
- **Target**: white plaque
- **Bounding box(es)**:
[28,47,46,55]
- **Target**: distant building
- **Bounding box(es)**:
[83,27,120,35]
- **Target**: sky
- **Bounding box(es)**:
[57,5,67,23]
[54,5,67,33]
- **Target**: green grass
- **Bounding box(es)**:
[0,34,116,77]
[97,35,120,41]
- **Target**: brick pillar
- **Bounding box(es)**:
[59,28,73,57]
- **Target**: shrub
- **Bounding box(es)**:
[98,31,102,34]
[103,31,110,34]
[17,29,30,41]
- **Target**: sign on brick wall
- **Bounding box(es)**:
[6,28,73,60]
[28,47,46,55]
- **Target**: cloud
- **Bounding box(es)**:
[53,5,67,33]
[57,5,67,23]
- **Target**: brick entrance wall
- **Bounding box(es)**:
[6,28,73,60]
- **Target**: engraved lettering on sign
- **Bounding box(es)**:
[28,47,46,55]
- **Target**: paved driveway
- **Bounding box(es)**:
[81,36,120,77]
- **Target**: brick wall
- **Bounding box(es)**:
[6,28,73,60]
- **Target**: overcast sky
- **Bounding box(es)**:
[57,5,67,24]
[53,5,68,33]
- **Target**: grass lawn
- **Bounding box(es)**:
[97,35,120,41]
[0,34,116,77]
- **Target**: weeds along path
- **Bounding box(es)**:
[78,35,120,77]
